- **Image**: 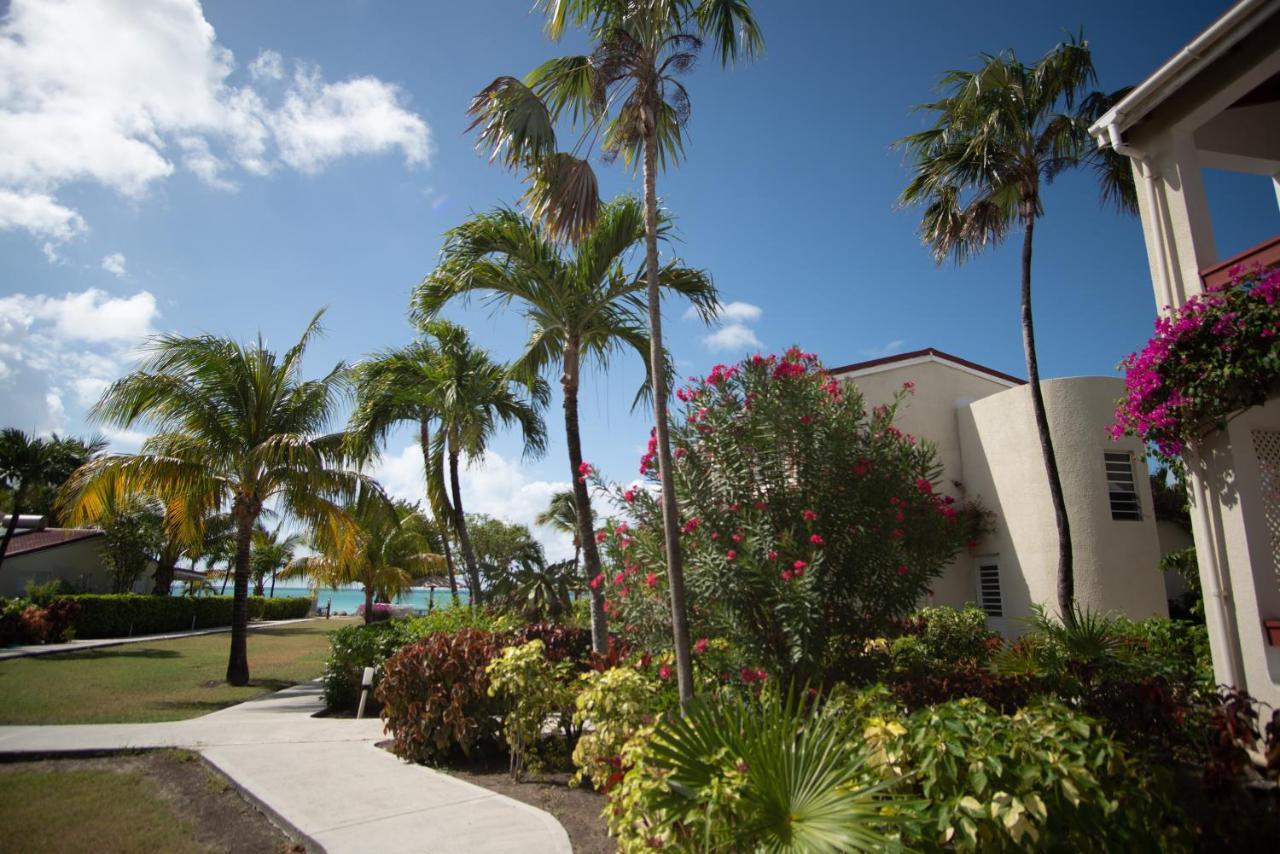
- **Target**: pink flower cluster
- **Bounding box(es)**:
[1113,266,1280,458]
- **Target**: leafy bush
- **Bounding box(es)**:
[862,696,1189,851]
[0,596,80,645]
[595,348,970,682]
[512,622,592,666]
[486,640,577,777]
[609,689,905,853]
[378,628,507,764]
[571,665,675,791]
[321,608,516,712]
[53,594,311,639]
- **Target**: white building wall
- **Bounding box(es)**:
[958,377,1168,630]
[0,538,115,597]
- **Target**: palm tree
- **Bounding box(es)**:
[251,522,304,597]
[414,198,716,652]
[466,0,762,705]
[61,311,378,684]
[283,499,443,624]
[537,490,581,578]
[895,36,1135,620]
[1,430,105,570]
[421,321,549,605]
[348,340,463,602]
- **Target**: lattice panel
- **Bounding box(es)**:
[1251,429,1280,592]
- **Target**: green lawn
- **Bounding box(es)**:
[0,766,208,854]
[0,618,356,724]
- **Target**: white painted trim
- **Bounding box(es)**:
[831,353,1021,389]
[1088,0,1280,144]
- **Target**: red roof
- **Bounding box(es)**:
[2,528,103,558]
[827,347,1025,386]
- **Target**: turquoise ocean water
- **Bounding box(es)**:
[174,584,469,615]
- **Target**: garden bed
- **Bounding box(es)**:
[0,751,300,854]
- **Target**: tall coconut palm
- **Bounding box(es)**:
[414,198,716,652]
[1,430,105,570]
[251,522,304,597]
[466,0,762,705]
[421,321,549,605]
[895,36,1135,620]
[284,499,443,624]
[348,340,463,602]
[61,311,378,684]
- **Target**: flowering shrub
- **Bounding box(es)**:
[571,664,677,790]
[1113,265,1280,461]
[596,347,970,680]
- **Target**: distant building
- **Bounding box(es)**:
[832,348,1168,635]
[0,516,145,597]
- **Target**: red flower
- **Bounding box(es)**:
[799,414,812,425]
[590,573,604,590]
[728,503,741,513]
[681,517,700,534]
[645,571,658,588]
[578,462,594,481]
[781,569,794,581]
[902,380,915,392]
[802,509,818,521]
[658,663,673,680]
[916,478,933,495]
[731,531,744,543]
[767,550,779,561]
[694,638,709,654]
[891,528,905,539]
[753,500,768,511]
[740,667,768,684]
[595,530,608,543]
[809,534,824,547]
[896,564,909,576]
[726,550,737,561]
[613,572,625,585]
[623,487,637,503]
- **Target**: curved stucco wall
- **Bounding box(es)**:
[958,376,1167,630]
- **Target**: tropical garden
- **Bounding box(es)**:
[3,0,1279,850]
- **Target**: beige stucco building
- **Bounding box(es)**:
[832,348,1168,635]
[1088,0,1280,707]
[0,525,113,597]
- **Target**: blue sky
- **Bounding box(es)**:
[2,1,1277,557]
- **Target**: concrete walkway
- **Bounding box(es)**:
[0,617,321,661]
[0,681,572,854]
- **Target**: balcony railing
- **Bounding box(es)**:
[1200,234,1280,290]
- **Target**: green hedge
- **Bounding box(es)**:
[53,595,312,639]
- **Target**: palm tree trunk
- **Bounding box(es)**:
[448,442,482,606]
[0,483,27,573]
[562,340,608,654]
[219,563,230,596]
[643,115,693,707]
[1019,211,1074,623]
[151,556,177,596]
[420,419,459,602]
[363,585,375,625]
[269,568,276,598]
[226,500,256,686]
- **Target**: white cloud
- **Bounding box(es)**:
[859,339,907,359]
[100,252,126,277]
[692,299,766,353]
[0,0,431,246]
[0,190,88,242]
[249,49,284,82]
[0,287,159,433]
[703,322,764,352]
[371,445,575,562]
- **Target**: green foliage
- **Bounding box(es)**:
[861,697,1189,851]
[320,609,512,712]
[914,606,999,665]
[377,628,508,764]
[597,350,970,681]
[1161,546,1203,620]
[51,594,309,639]
[571,665,675,790]
[610,688,905,853]
[100,497,163,593]
[486,640,577,777]
[0,429,105,524]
